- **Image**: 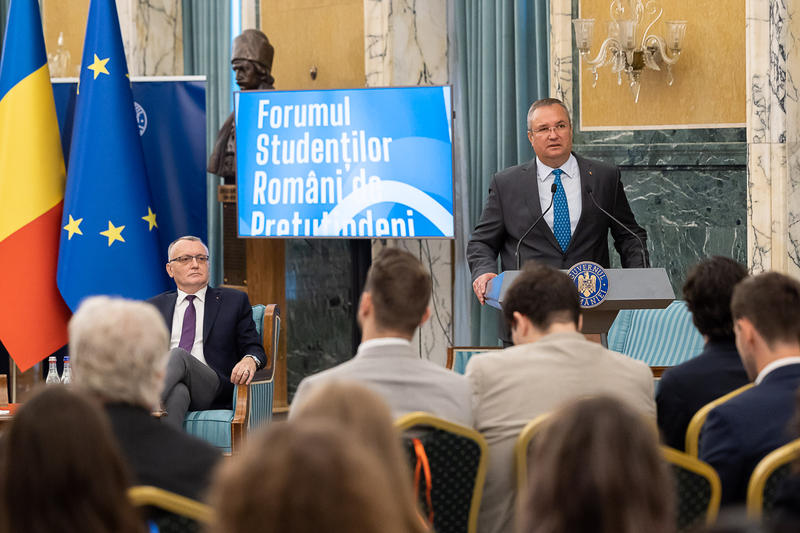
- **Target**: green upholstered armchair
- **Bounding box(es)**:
[183,304,280,454]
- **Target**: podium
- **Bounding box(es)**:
[485,268,675,334]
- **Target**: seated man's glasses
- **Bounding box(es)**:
[169,254,210,265]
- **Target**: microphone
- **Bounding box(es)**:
[515,183,557,270]
[585,185,649,268]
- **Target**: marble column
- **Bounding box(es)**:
[364,0,452,366]
[116,0,183,77]
[550,0,574,113]
[746,0,800,276]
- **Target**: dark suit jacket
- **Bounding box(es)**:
[105,403,221,501]
[467,153,648,278]
[148,286,266,407]
[656,340,750,450]
[699,363,800,505]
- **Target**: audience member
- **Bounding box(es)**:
[767,388,800,530]
[0,386,144,533]
[292,382,427,533]
[209,420,415,533]
[657,256,750,450]
[70,295,220,501]
[700,272,800,505]
[466,263,655,533]
[518,396,674,533]
[149,235,266,428]
[291,247,472,426]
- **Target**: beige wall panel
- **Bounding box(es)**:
[260,0,365,90]
[41,0,90,78]
[578,0,745,129]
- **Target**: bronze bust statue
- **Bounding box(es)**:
[208,29,275,183]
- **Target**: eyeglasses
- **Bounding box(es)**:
[168,254,209,265]
[530,122,570,136]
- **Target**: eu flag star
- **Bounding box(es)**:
[87,54,110,79]
[63,215,84,240]
[142,207,157,230]
[100,221,125,246]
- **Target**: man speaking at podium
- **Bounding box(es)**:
[467,98,649,310]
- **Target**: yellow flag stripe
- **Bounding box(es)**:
[0,64,66,242]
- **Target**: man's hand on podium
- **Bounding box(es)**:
[473,272,498,305]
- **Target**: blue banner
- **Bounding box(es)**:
[56,0,167,310]
[235,86,454,238]
[53,79,207,255]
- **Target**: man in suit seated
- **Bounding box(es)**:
[290,247,473,427]
[700,272,800,505]
[466,263,655,533]
[69,296,220,501]
[148,236,266,428]
[656,256,750,450]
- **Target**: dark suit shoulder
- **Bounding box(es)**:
[574,153,618,175]
[209,286,251,303]
[147,290,177,305]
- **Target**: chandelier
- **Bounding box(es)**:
[572,1,687,103]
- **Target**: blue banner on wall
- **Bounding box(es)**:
[53,78,208,255]
[235,86,454,239]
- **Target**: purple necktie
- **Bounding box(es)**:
[178,295,196,353]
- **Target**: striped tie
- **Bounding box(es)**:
[552,169,571,252]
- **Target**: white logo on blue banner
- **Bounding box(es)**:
[134,102,147,136]
[235,86,454,238]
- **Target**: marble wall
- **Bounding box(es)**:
[746,0,800,277]
[365,0,452,366]
[117,0,183,77]
[551,0,748,292]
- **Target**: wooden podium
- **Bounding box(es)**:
[485,268,675,334]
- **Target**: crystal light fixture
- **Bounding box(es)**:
[573,1,687,103]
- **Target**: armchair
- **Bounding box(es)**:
[183,304,280,454]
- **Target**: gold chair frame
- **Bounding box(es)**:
[128,485,213,524]
[513,413,552,493]
[395,411,489,533]
[661,445,721,525]
[746,438,800,519]
[684,383,754,457]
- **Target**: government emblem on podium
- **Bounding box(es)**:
[567,261,609,308]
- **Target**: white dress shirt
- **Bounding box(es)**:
[754,356,800,384]
[536,154,582,235]
[170,286,207,365]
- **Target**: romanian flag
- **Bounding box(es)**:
[0,0,71,371]
[56,0,167,310]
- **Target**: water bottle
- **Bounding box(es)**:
[61,356,72,385]
[45,356,60,384]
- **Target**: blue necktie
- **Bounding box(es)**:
[551,169,571,252]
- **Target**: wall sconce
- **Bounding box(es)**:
[573,1,687,103]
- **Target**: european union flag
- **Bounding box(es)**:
[57,0,168,310]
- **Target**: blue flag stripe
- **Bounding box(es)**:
[0,0,48,102]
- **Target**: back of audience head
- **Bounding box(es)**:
[518,396,674,533]
[503,263,580,342]
[291,382,426,533]
[683,256,748,342]
[210,420,414,533]
[0,386,144,533]
[361,247,432,338]
[731,272,800,378]
[69,295,169,409]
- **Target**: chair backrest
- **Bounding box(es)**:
[245,303,280,430]
[661,446,721,531]
[684,383,754,456]
[514,413,552,493]
[747,438,800,519]
[395,412,488,533]
[607,300,704,367]
[446,346,502,374]
[128,485,212,533]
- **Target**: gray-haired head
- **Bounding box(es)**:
[69,296,169,409]
[167,235,209,260]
